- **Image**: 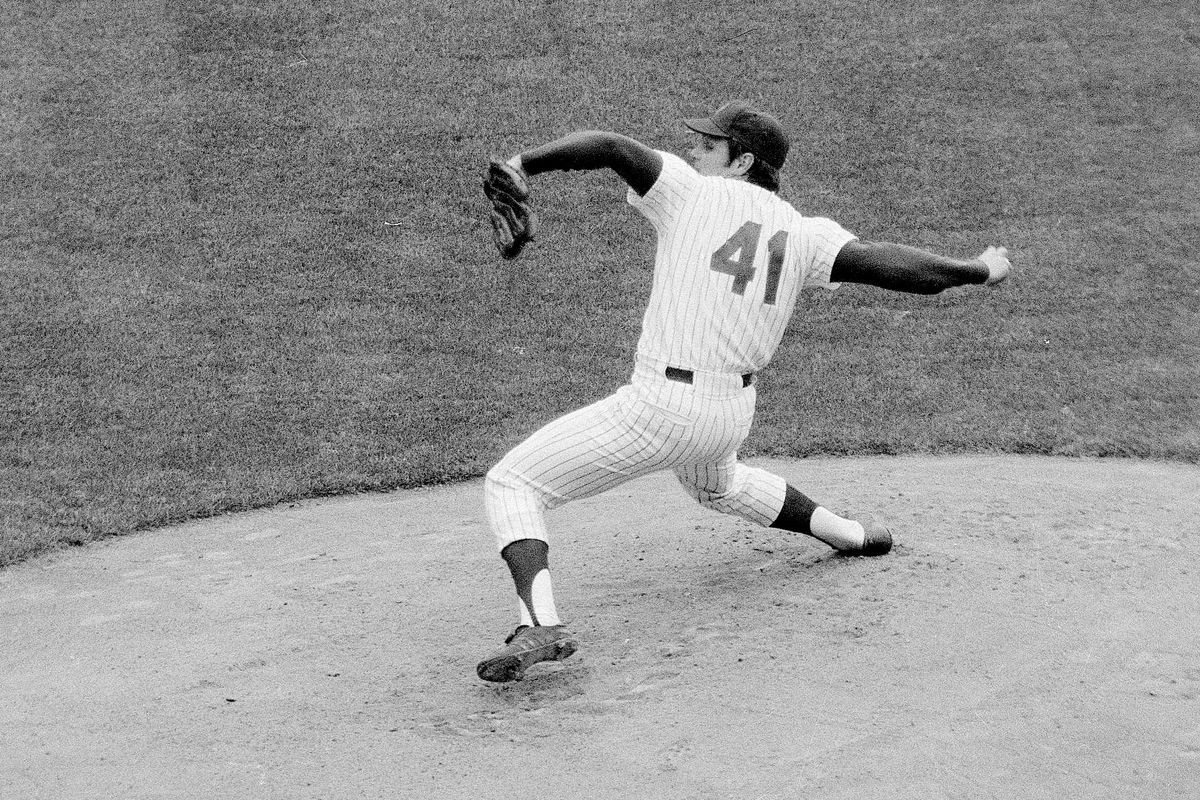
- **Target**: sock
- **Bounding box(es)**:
[770,485,819,534]
[500,539,562,627]
[770,484,865,550]
[809,508,865,550]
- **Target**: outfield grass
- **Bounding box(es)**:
[1,0,1197,567]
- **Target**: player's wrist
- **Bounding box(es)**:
[970,258,996,285]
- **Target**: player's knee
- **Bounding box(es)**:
[485,465,519,502]
[678,472,747,516]
[690,487,734,512]
[485,465,541,508]
[484,464,506,490]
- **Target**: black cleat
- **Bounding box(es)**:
[839,515,893,556]
[476,625,579,683]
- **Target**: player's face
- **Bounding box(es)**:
[688,134,736,176]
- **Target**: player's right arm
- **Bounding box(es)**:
[508,132,664,197]
[830,240,1010,293]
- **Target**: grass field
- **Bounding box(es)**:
[1,0,1197,567]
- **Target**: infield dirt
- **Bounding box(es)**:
[2,455,1198,799]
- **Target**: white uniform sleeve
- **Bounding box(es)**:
[625,151,700,232]
[799,216,856,291]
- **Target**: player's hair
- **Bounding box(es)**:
[727,140,781,193]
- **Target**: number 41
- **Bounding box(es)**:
[710,222,787,306]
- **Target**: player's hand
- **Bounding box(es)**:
[977,246,1011,286]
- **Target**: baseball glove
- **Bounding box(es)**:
[484,157,538,260]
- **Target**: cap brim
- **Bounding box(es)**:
[683,117,729,138]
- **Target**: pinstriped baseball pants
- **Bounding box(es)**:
[485,356,789,550]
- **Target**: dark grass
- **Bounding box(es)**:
[1,0,1197,566]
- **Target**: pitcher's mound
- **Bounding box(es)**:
[2,455,1197,799]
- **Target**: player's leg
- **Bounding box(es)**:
[476,536,578,683]
[769,483,891,554]
[498,538,559,627]
[479,386,691,681]
[673,458,786,528]
[479,437,584,682]
[674,457,891,554]
[483,388,655,629]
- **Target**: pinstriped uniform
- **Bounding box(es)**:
[486,151,856,550]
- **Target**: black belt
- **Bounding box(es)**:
[665,366,754,388]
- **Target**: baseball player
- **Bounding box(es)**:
[477,100,1011,682]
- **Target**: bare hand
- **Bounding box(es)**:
[978,246,1011,286]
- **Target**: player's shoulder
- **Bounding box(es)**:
[632,150,701,208]
[765,193,845,230]
[657,150,698,183]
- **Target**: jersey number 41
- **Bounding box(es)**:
[710,222,787,306]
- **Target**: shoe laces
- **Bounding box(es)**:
[503,625,530,644]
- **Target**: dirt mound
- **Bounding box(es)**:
[2,455,1197,799]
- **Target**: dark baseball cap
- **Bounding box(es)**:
[684,100,790,170]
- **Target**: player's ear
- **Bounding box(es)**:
[733,151,755,176]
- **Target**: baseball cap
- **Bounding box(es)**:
[683,100,790,170]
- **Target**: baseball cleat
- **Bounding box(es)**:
[476,625,578,683]
[840,515,893,556]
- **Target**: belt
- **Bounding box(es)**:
[665,366,755,388]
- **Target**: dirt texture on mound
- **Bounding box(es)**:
[2,455,1198,799]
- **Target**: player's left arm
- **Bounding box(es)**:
[507,131,664,196]
[830,240,1010,294]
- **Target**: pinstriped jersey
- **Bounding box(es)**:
[627,151,855,373]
